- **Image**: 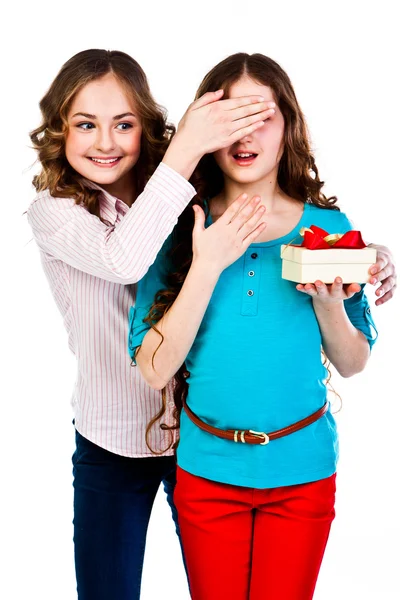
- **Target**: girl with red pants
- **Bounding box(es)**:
[129,53,378,599]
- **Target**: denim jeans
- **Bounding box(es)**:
[72,429,180,600]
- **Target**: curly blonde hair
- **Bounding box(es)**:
[30,49,175,218]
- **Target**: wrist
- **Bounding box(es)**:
[191,256,222,283]
[163,133,203,180]
[312,298,345,316]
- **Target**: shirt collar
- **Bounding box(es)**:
[83,178,129,223]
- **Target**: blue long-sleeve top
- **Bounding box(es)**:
[129,204,377,488]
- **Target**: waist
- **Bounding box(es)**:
[185,386,328,433]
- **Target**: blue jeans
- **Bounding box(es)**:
[72,429,180,600]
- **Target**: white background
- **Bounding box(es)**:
[2,0,399,598]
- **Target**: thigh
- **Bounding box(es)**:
[162,461,179,535]
[72,430,175,600]
[162,463,191,584]
[174,467,253,600]
[250,474,336,600]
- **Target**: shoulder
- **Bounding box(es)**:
[28,189,77,215]
[135,233,173,304]
[27,189,87,230]
[305,204,354,233]
[149,233,174,273]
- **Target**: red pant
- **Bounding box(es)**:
[174,467,336,600]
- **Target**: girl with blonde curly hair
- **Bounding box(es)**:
[27,48,275,600]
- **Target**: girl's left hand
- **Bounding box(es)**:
[296,278,361,304]
[367,244,397,305]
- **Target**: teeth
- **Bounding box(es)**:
[237,153,254,158]
[90,158,120,164]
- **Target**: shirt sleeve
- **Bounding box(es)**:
[27,163,195,284]
[344,287,378,349]
[128,236,172,362]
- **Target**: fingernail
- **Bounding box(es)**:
[377,289,383,296]
[258,96,265,101]
[370,277,377,285]
[370,267,377,275]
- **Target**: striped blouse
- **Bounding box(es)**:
[27,162,195,457]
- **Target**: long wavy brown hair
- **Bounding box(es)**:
[143,52,340,453]
[30,49,175,218]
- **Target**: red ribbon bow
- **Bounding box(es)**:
[301,225,367,250]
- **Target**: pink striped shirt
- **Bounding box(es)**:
[27,163,195,457]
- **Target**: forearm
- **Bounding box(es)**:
[28,163,195,284]
[162,132,202,180]
[137,260,220,389]
[313,301,370,377]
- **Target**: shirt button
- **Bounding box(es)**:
[366,308,371,314]
[251,253,258,259]
[248,270,255,277]
[247,290,254,296]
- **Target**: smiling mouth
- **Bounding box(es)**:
[87,157,122,166]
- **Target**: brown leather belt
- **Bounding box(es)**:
[182,397,329,445]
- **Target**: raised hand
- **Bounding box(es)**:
[163,91,275,178]
[192,194,267,276]
[178,91,275,154]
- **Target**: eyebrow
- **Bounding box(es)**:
[71,112,137,120]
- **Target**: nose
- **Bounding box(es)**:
[94,127,116,153]
[238,132,253,144]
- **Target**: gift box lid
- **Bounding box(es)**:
[280,245,377,264]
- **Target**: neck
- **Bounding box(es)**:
[212,171,286,215]
[101,172,136,207]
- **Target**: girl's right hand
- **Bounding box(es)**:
[163,92,275,178]
[177,91,275,156]
[192,194,267,276]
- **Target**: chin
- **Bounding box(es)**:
[230,171,264,184]
[90,171,123,184]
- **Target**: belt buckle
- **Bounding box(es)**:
[248,430,270,445]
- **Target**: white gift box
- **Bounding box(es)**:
[280,245,377,284]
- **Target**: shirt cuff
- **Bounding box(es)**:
[146,162,196,214]
[128,306,152,363]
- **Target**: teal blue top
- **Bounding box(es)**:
[128,204,377,488]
